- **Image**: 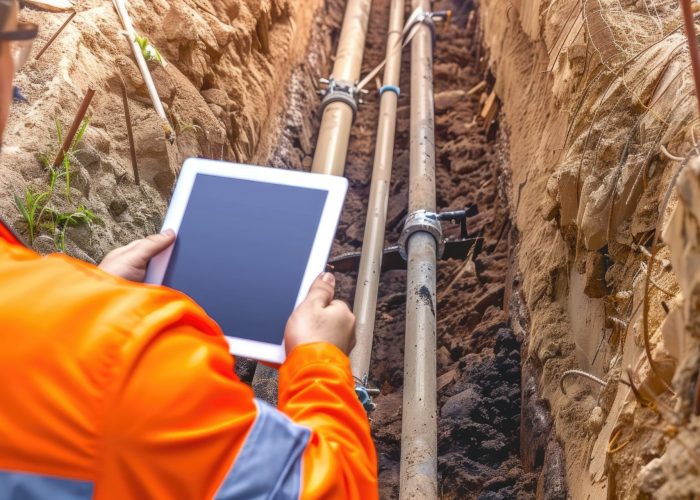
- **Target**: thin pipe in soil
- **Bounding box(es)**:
[350,0,404,384]
[680,0,700,118]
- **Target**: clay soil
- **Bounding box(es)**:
[328,1,537,497]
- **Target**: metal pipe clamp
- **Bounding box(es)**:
[318,78,364,120]
[398,210,444,260]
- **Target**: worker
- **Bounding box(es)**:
[0,0,378,498]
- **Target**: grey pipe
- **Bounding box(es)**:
[399,0,438,497]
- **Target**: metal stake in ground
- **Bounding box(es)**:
[34,10,76,61]
[681,0,700,118]
[52,88,95,169]
[120,80,140,185]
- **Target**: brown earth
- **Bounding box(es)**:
[480,0,700,497]
[328,1,538,497]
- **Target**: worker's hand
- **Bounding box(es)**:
[285,272,356,355]
[98,229,176,282]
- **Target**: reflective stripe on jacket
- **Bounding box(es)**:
[0,224,378,499]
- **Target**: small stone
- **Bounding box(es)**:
[638,457,666,493]
[33,235,56,255]
[434,90,466,113]
[441,385,480,419]
[437,346,452,367]
[586,406,605,434]
[74,145,101,172]
[437,370,456,392]
[109,198,128,217]
[201,88,229,108]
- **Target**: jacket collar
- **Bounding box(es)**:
[0,218,22,246]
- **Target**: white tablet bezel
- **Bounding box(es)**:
[145,158,348,364]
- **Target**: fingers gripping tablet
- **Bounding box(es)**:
[145,159,348,364]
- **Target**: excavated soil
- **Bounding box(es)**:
[327,1,537,497]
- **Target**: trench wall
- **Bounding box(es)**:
[479,0,700,497]
[2,0,327,260]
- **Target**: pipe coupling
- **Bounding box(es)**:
[317,77,368,121]
[399,210,444,260]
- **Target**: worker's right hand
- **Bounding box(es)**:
[284,273,356,355]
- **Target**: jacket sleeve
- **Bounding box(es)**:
[98,325,259,499]
[99,326,377,500]
[278,342,379,500]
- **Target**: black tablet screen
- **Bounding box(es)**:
[163,173,328,345]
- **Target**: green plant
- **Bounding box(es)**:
[45,205,99,252]
[13,188,51,246]
[135,34,163,65]
[177,119,203,135]
[40,117,90,201]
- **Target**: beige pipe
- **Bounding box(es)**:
[311,0,372,175]
[253,0,373,398]
[349,0,405,383]
[399,0,438,498]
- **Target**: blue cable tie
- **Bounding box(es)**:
[355,384,377,413]
[379,85,400,97]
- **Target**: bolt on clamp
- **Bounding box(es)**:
[317,77,369,121]
[398,210,445,260]
[403,7,453,42]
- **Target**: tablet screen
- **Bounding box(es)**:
[162,173,328,345]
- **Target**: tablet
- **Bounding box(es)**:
[145,159,348,364]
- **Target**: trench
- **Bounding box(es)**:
[260,0,548,497]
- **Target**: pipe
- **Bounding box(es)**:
[112,0,174,141]
[253,0,373,398]
[349,0,404,384]
[399,0,438,498]
[311,0,372,175]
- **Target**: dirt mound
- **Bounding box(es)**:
[3,0,322,259]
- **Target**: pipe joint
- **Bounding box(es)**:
[317,77,367,121]
[399,210,444,260]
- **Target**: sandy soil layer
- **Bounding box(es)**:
[2,0,323,259]
[479,0,700,497]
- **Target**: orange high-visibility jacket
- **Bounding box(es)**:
[0,221,378,499]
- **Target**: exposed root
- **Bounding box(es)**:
[560,369,608,396]
[607,425,631,454]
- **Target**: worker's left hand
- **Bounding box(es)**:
[98,229,176,282]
